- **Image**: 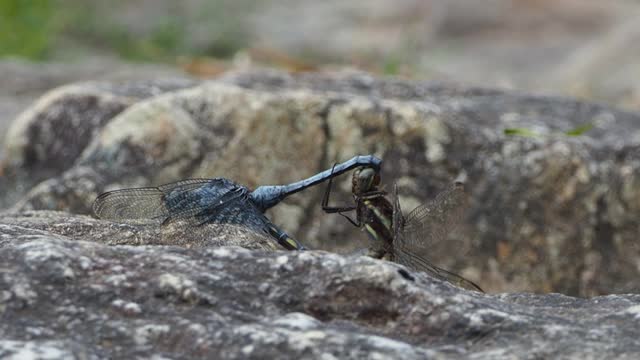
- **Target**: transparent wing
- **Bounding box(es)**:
[93,187,167,222]
[401,181,469,250]
[391,182,482,292]
[393,244,483,291]
[392,182,404,240]
[93,178,249,225]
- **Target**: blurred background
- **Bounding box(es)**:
[2,0,640,109]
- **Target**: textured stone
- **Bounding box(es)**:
[0,212,640,359]
[0,58,192,156]
[2,70,640,296]
[0,78,197,209]
[0,211,280,250]
[1,214,640,359]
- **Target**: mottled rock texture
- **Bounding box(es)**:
[2,69,640,297]
[2,213,640,359]
[0,59,191,158]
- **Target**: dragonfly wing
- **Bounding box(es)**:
[401,182,469,250]
[93,178,248,225]
[391,182,481,292]
[161,180,306,249]
[93,187,167,222]
[391,182,404,240]
[162,185,250,226]
[393,241,483,291]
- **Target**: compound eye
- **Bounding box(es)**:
[359,168,378,190]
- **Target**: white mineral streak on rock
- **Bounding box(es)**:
[0,340,73,360]
[276,255,289,265]
[134,324,171,346]
[622,304,640,319]
[272,312,321,330]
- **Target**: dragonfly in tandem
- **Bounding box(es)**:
[93,155,381,250]
[321,165,483,292]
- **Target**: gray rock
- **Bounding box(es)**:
[0,78,198,208]
[2,69,640,297]
[0,211,280,250]
[1,212,640,359]
[0,58,192,155]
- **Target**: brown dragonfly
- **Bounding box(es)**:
[322,166,483,292]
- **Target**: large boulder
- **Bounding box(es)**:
[2,69,640,296]
[0,59,192,156]
[0,77,197,208]
[1,212,640,359]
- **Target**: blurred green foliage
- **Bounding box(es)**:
[503,128,540,138]
[0,0,251,62]
[565,123,594,136]
[71,8,189,62]
[382,57,401,75]
[0,0,62,59]
[504,123,594,138]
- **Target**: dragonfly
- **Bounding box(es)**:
[321,165,483,292]
[93,155,382,251]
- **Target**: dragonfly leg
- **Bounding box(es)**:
[320,163,362,228]
[321,163,357,213]
[338,212,361,227]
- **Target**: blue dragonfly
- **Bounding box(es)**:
[94,155,381,251]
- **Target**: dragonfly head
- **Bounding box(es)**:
[352,167,380,195]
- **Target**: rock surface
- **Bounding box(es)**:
[2,212,640,359]
[2,69,640,297]
[0,59,190,155]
